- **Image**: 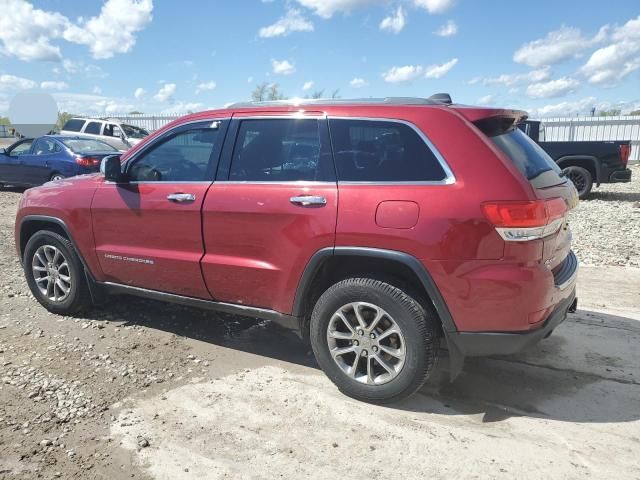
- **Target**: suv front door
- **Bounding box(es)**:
[91,119,228,298]
[201,114,338,314]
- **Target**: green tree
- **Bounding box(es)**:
[128,110,144,115]
[55,112,73,132]
[0,116,10,126]
[629,109,640,116]
[251,82,286,102]
[598,109,621,117]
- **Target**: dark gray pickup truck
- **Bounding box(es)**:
[520,120,632,199]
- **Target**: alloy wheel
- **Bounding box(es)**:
[31,245,72,302]
[327,302,406,385]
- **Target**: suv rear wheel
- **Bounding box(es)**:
[563,165,593,199]
[23,230,90,315]
[310,277,439,404]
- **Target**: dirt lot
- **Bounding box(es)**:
[1,170,639,479]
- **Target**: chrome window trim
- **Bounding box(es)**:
[327,116,456,186]
[214,180,336,186]
[120,117,231,184]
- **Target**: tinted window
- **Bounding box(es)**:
[9,140,33,156]
[329,119,446,182]
[84,122,102,135]
[129,128,220,182]
[61,138,118,153]
[103,124,121,137]
[33,138,59,155]
[489,128,563,188]
[62,119,85,132]
[230,119,329,182]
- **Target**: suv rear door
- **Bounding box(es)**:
[91,118,229,298]
[200,113,337,313]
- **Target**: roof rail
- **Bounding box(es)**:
[226,95,453,109]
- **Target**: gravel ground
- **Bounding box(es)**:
[0,172,639,479]
[570,164,640,267]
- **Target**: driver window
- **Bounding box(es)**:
[9,140,33,156]
[129,128,220,182]
[33,138,58,155]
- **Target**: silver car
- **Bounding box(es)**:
[59,117,149,151]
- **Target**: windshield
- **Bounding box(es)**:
[61,138,118,153]
[121,124,149,139]
[489,128,564,188]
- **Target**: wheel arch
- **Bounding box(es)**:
[292,247,457,335]
[556,155,600,186]
[18,216,93,279]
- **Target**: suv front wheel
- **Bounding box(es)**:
[310,277,439,404]
[23,230,90,315]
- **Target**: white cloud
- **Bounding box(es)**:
[434,19,457,37]
[52,92,133,115]
[424,58,458,78]
[303,81,314,91]
[383,65,423,83]
[63,0,153,59]
[581,16,640,85]
[40,81,68,90]
[0,0,68,61]
[92,86,102,94]
[379,7,406,34]
[526,77,580,98]
[161,102,204,114]
[413,0,455,14]
[513,25,608,67]
[528,97,597,117]
[477,94,494,105]
[350,77,367,88]
[0,0,153,62]
[0,74,37,90]
[196,81,217,94]
[134,87,146,99]
[472,67,551,87]
[272,59,296,75]
[295,0,382,19]
[247,77,254,84]
[259,8,313,38]
[154,83,176,102]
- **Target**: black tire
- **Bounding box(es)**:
[563,166,593,199]
[50,173,65,182]
[310,277,439,404]
[23,230,90,315]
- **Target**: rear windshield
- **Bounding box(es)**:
[62,119,85,132]
[487,127,563,188]
[61,138,118,153]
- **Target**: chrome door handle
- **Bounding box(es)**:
[167,193,196,203]
[289,195,327,207]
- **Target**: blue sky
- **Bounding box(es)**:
[1,0,639,117]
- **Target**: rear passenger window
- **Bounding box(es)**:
[62,119,85,132]
[84,122,102,135]
[329,119,447,182]
[229,119,332,182]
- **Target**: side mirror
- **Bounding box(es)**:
[100,155,125,182]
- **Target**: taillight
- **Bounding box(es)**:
[619,143,630,168]
[75,156,100,167]
[482,198,567,242]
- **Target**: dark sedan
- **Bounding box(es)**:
[0,136,119,188]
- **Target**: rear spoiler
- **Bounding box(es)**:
[451,107,528,136]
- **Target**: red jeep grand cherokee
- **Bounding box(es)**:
[15,96,578,403]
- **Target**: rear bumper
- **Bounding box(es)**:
[446,289,577,357]
[608,168,632,183]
